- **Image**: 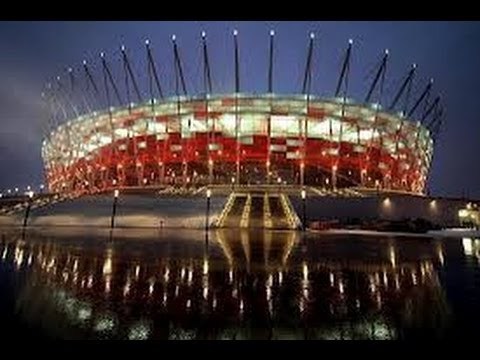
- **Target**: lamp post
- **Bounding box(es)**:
[23,191,34,228]
[206,188,211,232]
[231,176,235,192]
[277,177,282,193]
[111,189,119,229]
[301,188,307,231]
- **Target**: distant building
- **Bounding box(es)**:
[458,202,480,228]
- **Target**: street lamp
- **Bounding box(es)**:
[206,188,212,232]
[23,191,34,228]
[208,158,214,185]
[277,177,282,193]
[301,189,307,231]
[231,176,235,192]
[111,189,119,229]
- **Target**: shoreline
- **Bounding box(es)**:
[1,224,478,239]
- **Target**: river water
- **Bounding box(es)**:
[0,228,479,340]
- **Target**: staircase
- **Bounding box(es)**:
[215,192,300,230]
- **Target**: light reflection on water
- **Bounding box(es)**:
[0,229,479,340]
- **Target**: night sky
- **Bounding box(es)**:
[0,21,479,198]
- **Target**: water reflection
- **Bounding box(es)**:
[0,229,458,340]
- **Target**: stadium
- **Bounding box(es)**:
[3,30,464,231]
[43,93,434,195]
[42,33,441,197]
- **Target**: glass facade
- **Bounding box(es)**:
[43,94,433,194]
